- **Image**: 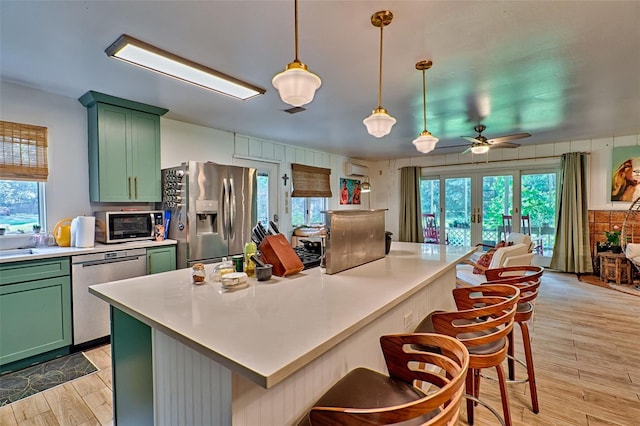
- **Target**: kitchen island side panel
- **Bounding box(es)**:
[152,267,456,425]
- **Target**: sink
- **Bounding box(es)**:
[0,248,36,257]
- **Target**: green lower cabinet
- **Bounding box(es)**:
[146,246,176,274]
[0,275,72,367]
[111,307,153,426]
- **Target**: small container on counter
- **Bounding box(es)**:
[244,242,257,277]
[232,255,244,272]
[212,258,235,282]
[192,263,206,284]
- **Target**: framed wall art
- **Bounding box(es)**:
[339,177,361,205]
[611,146,640,202]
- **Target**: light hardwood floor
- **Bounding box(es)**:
[1,271,639,425]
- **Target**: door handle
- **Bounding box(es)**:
[135,176,138,199]
[128,177,132,199]
[229,178,236,239]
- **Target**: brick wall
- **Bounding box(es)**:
[589,209,640,251]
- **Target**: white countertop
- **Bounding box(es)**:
[0,239,177,263]
[89,242,476,388]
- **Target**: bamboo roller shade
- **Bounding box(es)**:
[291,163,332,197]
[0,120,49,182]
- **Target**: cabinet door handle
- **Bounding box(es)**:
[128,177,132,199]
[135,176,138,199]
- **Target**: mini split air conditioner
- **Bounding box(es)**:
[344,162,369,176]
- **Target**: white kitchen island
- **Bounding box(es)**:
[89,242,476,426]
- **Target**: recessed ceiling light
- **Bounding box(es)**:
[105,34,266,100]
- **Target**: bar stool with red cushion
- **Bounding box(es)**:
[297,333,469,426]
[484,265,544,414]
[414,284,520,426]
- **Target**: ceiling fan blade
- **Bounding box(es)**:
[487,133,531,144]
[433,143,470,150]
[462,136,481,143]
[491,142,520,149]
[461,146,473,155]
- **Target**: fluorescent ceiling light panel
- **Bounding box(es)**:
[106,35,265,100]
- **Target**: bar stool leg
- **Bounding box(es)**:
[508,331,515,380]
[496,364,513,426]
[521,321,539,413]
[466,369,475,425]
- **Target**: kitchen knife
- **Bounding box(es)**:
[257,222,270,237]
[254,224,266,242]
[269,220,280,234]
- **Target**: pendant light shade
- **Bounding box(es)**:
[364,11,395,138]
[272,0,321,107]
[364,107,397,138]
[412,60,438,153]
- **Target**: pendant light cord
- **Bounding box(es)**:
[377,25,384,109]
[294,0,300,63]
[422,69,427,132]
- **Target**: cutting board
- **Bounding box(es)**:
[259,234,304,277]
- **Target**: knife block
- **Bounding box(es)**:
[259,234,304,277]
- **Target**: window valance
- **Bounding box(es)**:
[0,120,49,182]
[291,163,332,198]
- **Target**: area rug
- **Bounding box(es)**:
[577,273,640,297]
[0,352,97,406]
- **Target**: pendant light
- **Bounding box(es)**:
[363,10,396,138]
[272,0,321,107]
[412,60,439,153]
[361,177,371,193]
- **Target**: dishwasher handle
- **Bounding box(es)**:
[77,255,144,267]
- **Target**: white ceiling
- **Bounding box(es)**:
[1,1,639,161]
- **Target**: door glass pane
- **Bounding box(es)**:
[522,172,557,257]
[482,175,513,244]
[445,177,471,246]
[420,178,440,216]
[256,172,269,228]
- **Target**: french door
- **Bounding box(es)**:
[422,168,557,262]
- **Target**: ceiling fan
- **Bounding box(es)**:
[461,124,531,154]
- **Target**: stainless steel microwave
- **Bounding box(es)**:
[95,210,164,244]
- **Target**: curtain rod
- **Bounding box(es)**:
[398,152,591,169]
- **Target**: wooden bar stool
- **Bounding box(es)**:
[414,284,520,426]
[484,265,544,414]
[297,333,469,426]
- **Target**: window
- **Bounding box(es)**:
[0,180,43,233]
[291,197,326,227]
[0,120,48,233]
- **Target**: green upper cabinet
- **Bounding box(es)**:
[79,91,168,202]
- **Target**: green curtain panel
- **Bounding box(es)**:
[399,166,424,242]
[550,152,593,273]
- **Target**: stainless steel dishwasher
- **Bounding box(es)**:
[71,248,147,346]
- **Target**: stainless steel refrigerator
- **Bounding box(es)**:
[162,161,257,268]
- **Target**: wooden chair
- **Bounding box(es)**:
[297,333,469,426]
[414,284,520,426]
[502,215,513,240]
[521,215,544,255]
[484,265,544,414]
[423,213,440,243]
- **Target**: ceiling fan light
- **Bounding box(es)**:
[363,108,397,138]
[470,144,490,155]
[412,131,439,153]
[272,62,321,107]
